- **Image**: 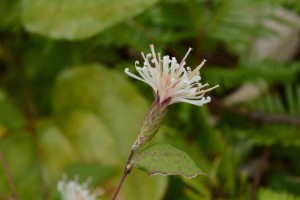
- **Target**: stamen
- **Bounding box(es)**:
[125,45,218,106]
[189,59,206,79]
[179,48,193,67]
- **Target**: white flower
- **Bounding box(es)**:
[125,45,219,106]
[57,175,104,200]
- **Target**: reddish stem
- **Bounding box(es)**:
[111,149,135,200]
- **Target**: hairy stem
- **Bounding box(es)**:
[112,95,170,200]
[111,149,135,200]
[0,147,19,200]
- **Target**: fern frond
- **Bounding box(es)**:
[248,84,300,117]
[204,61,300,92]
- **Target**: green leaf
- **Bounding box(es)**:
[53,64,148,159]
[54,110,119,166]
[21,0,159,40]
[37,122,78,185]
[64,162,112,186]
[258,188,300,200]
[37,120,113,199]
[52,65,167,200]
[131,143,205,178]
[0,132,43,199]
[0,90,24,131]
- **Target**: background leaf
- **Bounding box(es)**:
[0,132,42,199]
[0,90,24,131]
[258,188,300,200]
[21,0,159,40]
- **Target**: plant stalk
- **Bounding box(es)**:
[0,147,19,200]
[111,149,135,200]
[112,95,170,200]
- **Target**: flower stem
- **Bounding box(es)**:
[112,96,170,200]
[111,149,135,200]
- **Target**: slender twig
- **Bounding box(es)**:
[0,147,19,200]
[4,45,49,199]
[17,67,48,199]
[111,149,135,200]
[250,148,270,200]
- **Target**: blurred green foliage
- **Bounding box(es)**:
[0,0,300,199]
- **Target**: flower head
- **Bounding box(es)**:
[57,175,104,200]
[125,45,218,106]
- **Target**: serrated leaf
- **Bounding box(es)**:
[21,0,158,40]
[131,143,205,178]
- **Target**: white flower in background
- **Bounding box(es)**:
[125,44,219,106]
[57,175,104,200]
